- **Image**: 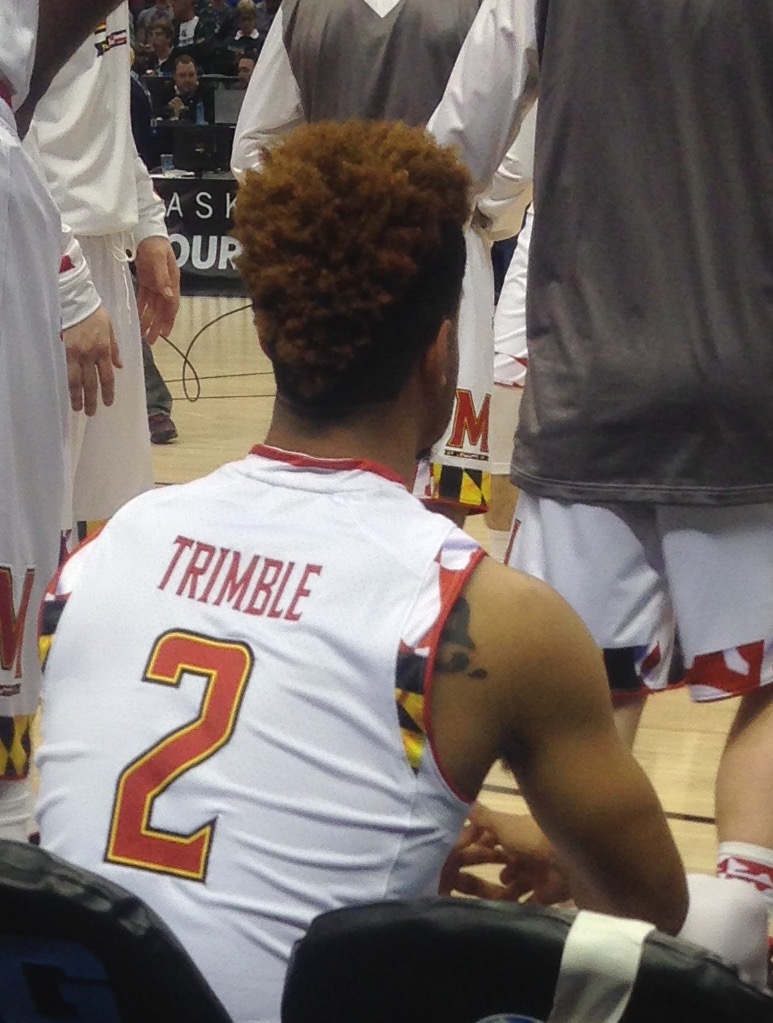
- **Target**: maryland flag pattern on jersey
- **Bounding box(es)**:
[428,463,490,515]
[395,538,485,772]
[0,714,34,779]
[395,642,427,772]
[39,593,69,674]
[39,526,105,673]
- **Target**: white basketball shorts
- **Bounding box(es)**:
[508,495,773,702]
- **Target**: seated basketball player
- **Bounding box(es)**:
[36,121,687,1023]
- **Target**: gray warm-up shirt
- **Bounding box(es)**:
[232,0,538,199]
[513,0,773,505]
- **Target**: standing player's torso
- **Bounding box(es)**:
[31,3,136,235]
[281,0,481,124]
[37,449,478,1023]
[516,0,773,503]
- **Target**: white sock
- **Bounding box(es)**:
[679,873,769,988]
[718,841,773,908]
[487,528,512,564]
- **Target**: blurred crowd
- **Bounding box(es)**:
[129,0,278,78]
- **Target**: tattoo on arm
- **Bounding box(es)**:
[435,596,488,681]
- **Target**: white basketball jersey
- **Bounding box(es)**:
[32,4,137,236]
[37,446,484,1023]
[0,0,38,106]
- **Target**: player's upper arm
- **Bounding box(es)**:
[231,13,305,180]
[428,0,539,199]
[468,558,687,934]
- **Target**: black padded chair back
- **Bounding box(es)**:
[281,898,773,1023]
[0,839,232,1022]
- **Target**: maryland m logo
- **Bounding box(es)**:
[446,390,490,455]
[0,567,35,680]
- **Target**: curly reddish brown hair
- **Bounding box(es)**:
[233,119,470,419]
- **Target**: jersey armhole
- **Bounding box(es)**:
[424,547,486,804]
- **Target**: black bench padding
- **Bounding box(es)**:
[282,898,773,1023]
[0,839,232,1022]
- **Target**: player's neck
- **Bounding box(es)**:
[264,395,421,488]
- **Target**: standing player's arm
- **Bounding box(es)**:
[428,0,539,201]
[133,153,180,343]
[22,124,121,415]
[58,223,122,416]
[16,0,124,134]
[231,12,305,181]
[439,559,688,935]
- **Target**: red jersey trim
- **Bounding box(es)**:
[37,525,107,645]
[0,79,12,109]
[249,444,406,487]
[423,546,487,805]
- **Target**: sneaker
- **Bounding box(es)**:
[149,412,178,445]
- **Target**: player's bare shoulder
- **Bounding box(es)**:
[463,555,589,667]
[451,555,611,750]
[428,553,599,798]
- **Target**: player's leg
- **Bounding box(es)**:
[143,336,177,444]
[716,686,773,850]
[416,224,493,527]
[487,208,531,562]
[661,503,773,981]
[70,235,153,535]
[487,384,522,562]
[507,495,675,746]
[0,107,67,837]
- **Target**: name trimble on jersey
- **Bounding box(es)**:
[158,534,323,622]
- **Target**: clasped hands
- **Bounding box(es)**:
[439,804,571,907]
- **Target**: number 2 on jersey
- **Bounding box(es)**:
[106,630,253,881]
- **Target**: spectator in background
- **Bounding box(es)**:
[254,0,279,41]
[129,50,178,445]
[131,0,153,20]
[205,0,239,73]
[136,0,174,46]
[146,21,176,75]
[204,0,237,39]
[130,47,159,167]
[217,0,260,74]
[231,1,260,54]
[236,53,255,89]
[170,0,214,70]
[157,54,210,120]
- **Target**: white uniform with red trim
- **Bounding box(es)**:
[0,0,68,835]
[0,1,37,107]
[483,103,535,477]
[28,2,168,536]
[36,445,481,1023]
[489,204,532,475]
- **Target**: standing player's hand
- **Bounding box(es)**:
[63,304,122,416]
[135,236,181,344]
